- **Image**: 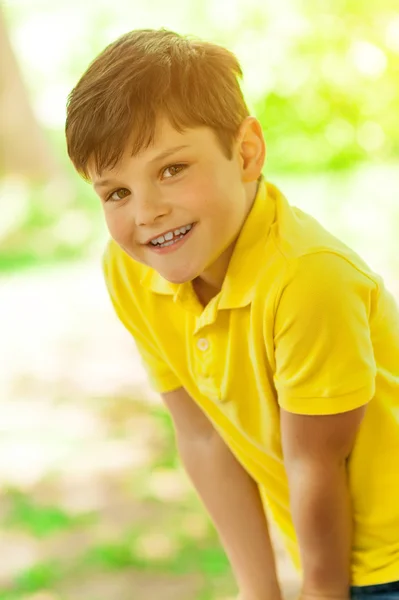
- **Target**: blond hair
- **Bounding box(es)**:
[65,29,250,179]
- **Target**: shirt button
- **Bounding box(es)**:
[197,338,209,351]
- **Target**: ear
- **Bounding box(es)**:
[236,117,266,182]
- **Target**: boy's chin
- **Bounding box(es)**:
[162,272,196,285]
[158,265,200,285]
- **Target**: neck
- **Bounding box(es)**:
[192,178,260,305]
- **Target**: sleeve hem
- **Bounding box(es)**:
[277,382,374,415]
[148,374,182,394]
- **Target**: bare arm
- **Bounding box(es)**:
[280,405,367,599]
[162,387,282,600]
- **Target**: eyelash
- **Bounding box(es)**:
[105,163,188,202]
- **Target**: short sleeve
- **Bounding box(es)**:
[127,333,182,394]
[273,252,378,415]
[102,245,181,394]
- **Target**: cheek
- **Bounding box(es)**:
[104,210,131,241]
[182,173,228,216]
[179,175,210,206]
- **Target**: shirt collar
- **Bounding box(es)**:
[140,176,276,309]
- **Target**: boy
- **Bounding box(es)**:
[65,29,399,600]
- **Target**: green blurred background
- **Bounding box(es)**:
[0,1,398,599]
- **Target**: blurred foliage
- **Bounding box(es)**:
[0,6,397,597]
[5,0,398,170]
[0,399,237,600]
[3,489,94,538]
[1,0,398,270]
[0,176,103,272]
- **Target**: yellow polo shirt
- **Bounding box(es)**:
[102,177,399,586]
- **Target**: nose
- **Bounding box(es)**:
[134,187,170,227]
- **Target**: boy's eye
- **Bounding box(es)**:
[162,164,187,179]
[107,188,130,202]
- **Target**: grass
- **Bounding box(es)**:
[3,490,89,538]
[0,398,236,600]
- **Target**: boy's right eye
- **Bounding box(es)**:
[106,188,130,202]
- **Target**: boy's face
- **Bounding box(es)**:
[89,115,263,286]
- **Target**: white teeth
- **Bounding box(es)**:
[150,223,194,246]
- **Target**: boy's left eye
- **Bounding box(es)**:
[106,188,130,202]
[162,164,187,179]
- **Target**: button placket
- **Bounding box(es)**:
[194,334,220,402]
[197,338,209,352]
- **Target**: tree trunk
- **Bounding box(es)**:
[0,8,63,181]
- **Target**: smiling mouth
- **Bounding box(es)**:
[148,223,194,248]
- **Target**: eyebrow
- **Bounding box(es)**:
[93,144,190,191]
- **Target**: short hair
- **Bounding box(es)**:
[65,29,250,180]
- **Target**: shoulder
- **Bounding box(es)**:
[254,247,381,323]
[282,250,381,292]
[254,185,382,307]
[103,237,132,275]
[101,238,149,306]
[102,238,143,283]
[268,185,382,288]
[272,251,382,342]
[277,251,380,316]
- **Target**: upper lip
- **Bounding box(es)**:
[143,223,194,245]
